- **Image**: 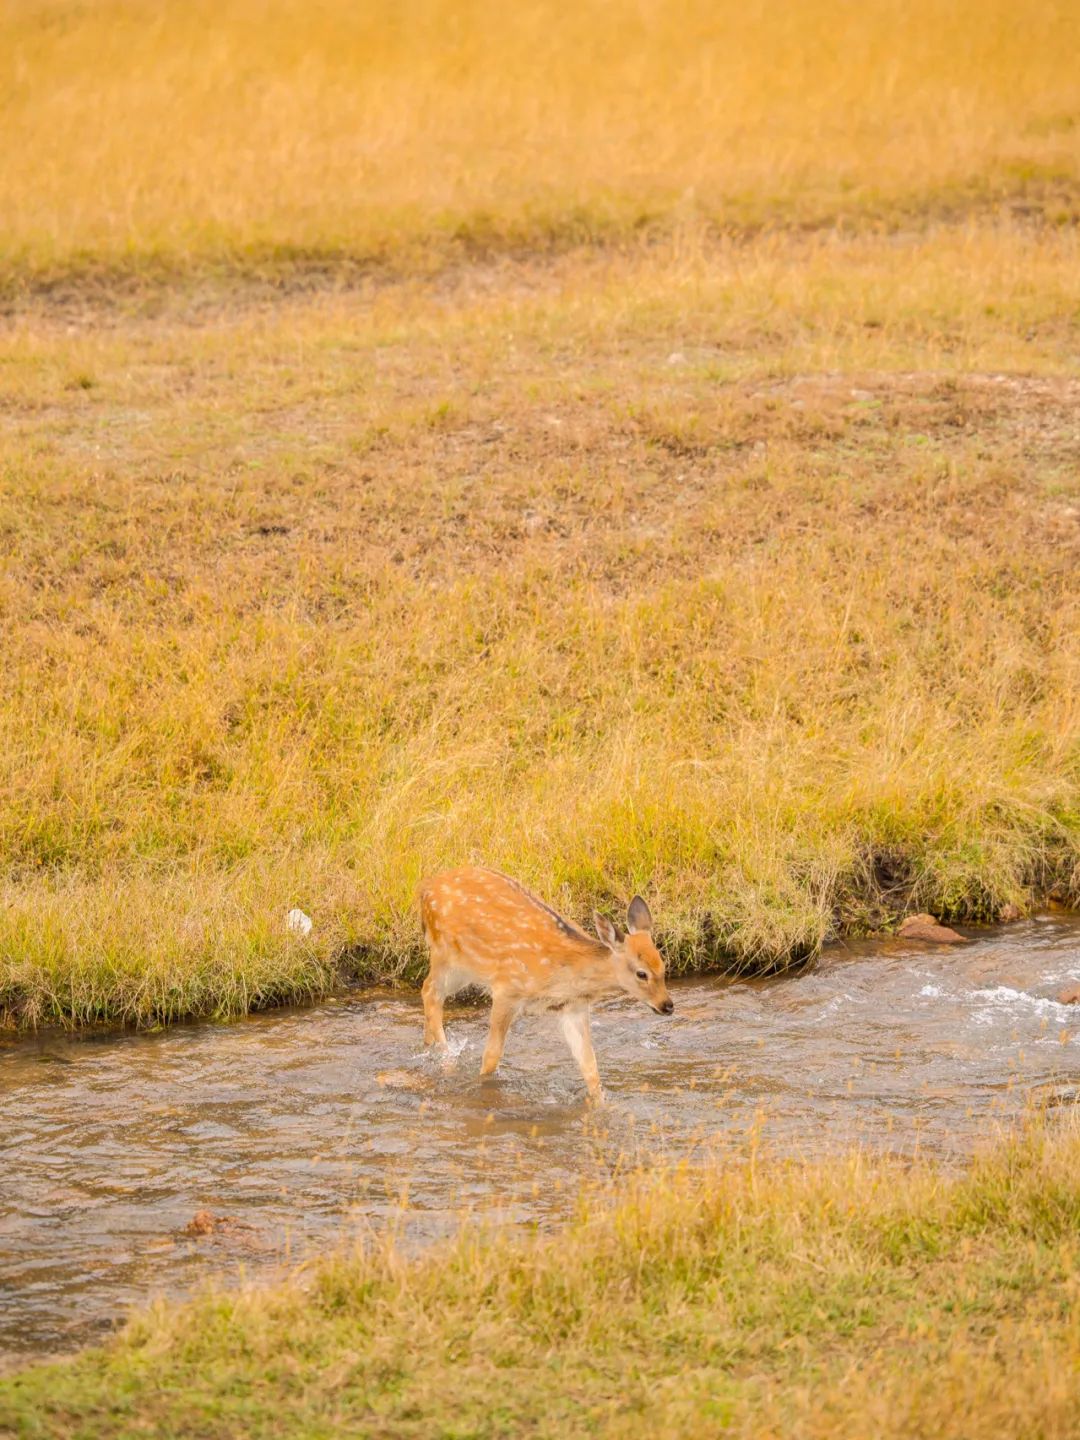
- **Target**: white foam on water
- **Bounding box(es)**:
[415,1032,472,1063]
[968,1010,998,1028]
[809,993,860,1023]
[969,985,1072,1020]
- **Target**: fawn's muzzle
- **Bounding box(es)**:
[658,998,674,1015]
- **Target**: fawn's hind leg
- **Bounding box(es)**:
[480,994,521,1078]
[422,966,449,1047]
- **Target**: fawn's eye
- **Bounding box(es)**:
[635,969,648,981]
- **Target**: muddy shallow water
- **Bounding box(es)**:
[3,916,1079,1362]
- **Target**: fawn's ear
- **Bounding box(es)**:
[593,912,619,949]
[627,896,653,934]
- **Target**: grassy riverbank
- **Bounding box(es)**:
[3,226,1080,1029]
[3,1122,1080,1437]
[2,0,1080,1029]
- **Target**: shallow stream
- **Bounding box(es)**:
[3,916,1079,1362]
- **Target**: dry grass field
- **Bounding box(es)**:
[3,227,1079,1027]
[3,0,1080,276]
[1,0,1079,1031]
[4,1122,1080,1438]
[4,4,1080,1432]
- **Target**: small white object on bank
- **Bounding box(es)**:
[286,908,313,936]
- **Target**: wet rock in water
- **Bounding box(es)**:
[898,913,967,944]
[184,1209,235,1236]
[1056,985,1080,1006]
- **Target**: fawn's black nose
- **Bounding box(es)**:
[660,999,674,1015]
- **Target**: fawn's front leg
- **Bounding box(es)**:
[559,1005,603,1102]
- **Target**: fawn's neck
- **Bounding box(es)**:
[566,945,619,998]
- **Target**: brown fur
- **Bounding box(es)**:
[418,866,672,1100]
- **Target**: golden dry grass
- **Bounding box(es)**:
[4,18,1080,1433]
[2,226,1079,1026]
[4,1121,1080,1437]
[1,1,1079,1026]
[2,0,1080,277]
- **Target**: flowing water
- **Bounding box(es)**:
[3,916,1079,1363]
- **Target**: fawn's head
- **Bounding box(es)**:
[593,897,672,1015]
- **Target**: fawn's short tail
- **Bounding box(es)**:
[418,883,439,949]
